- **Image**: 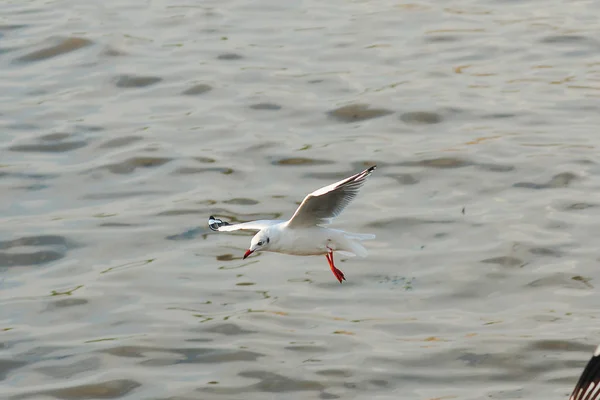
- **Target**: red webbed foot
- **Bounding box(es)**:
[331,266,346,283]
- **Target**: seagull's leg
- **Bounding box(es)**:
[326,249,345,283]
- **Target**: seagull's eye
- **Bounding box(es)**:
[257,241,263,246]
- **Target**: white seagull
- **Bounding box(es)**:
[208,165,377,283]
[569,344,600,400]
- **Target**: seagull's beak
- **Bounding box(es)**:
[243,249,254,259]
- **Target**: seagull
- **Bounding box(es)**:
[569,344,600,400]
[208,165,377,283]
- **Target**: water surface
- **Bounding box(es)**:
[1,1,600,399]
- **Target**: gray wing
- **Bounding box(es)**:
[286,165,376,228]
[570,345,600,400]
[208,216,283,232]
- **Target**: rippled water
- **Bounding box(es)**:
[1,0,600,399]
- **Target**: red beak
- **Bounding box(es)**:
[243,249,254,259]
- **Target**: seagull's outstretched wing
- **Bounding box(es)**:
[286,165,376,228]
[208,216,283,232]
[570,345,600,400]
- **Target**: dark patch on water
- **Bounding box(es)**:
[458,352,491,367]
[316,369,353,377]
[250,103,282,110]
[5,123,40,131]
[15,37,93,63]
[172,167,233,175]
[327,104,393,122]
[40,133,71,141]
[395,157,513,172]
[158,209,204,216]
[400,111,443,125]
[83,191,167,200]
[514,172,578,189]
[182,84,212,95]
[154,348,263,365]
[205,323,256,336]
[98,222,137,227]
[527,340,594,353]
[398,157,472,169]
[0,235,70,249]
[74,125,104,133]
[44,298,89,312]
[101,157,172,174]
[0,251,64,267]
[526,273,593,289]
[285,345,329,353]
[424,35,460,43]
[482,113,518,119]
[236,370,325,392]
[367,217,454,229]
[9,131,89,153]
[388,173,419,185]
[0,24,28,32]
[477,163,515,172]
[480,256,524,267]
[529,247,562,257]
[564,203,596,210]
[0,359,27,382]
[10,141,87,153]
[98,136,143,149]
[217,53,243,60]
[102,345,263,365]
[13,379,141,400]
[165,227,205,241]
[0,171,57,181]
[114,75,162,88]
[216,254,235,261]
[540,35,595,45]
[194,157,216,163]
[102,46,127,57]
[223,198,259,205]
[102,346,149,358]
[272,158,334,166]
[18,183,49,191]
[35,357,100,380]
[0,235,75,267]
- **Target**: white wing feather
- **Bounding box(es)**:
[286,165,376,228]
[208,216,282,232]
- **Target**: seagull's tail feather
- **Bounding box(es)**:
[337,232,375,258]
[344,232,376,241]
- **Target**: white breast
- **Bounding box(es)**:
[269,226,336,256]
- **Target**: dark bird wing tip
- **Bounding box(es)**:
[569,345,600,400]
[208,216,223,231]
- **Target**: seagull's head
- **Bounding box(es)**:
[244,230,271,259]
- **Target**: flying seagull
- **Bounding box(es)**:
[208,165,377,283]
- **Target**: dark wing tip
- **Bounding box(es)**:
[570,345,600,400]
[361,165,376,178]
[208,215,224,231]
